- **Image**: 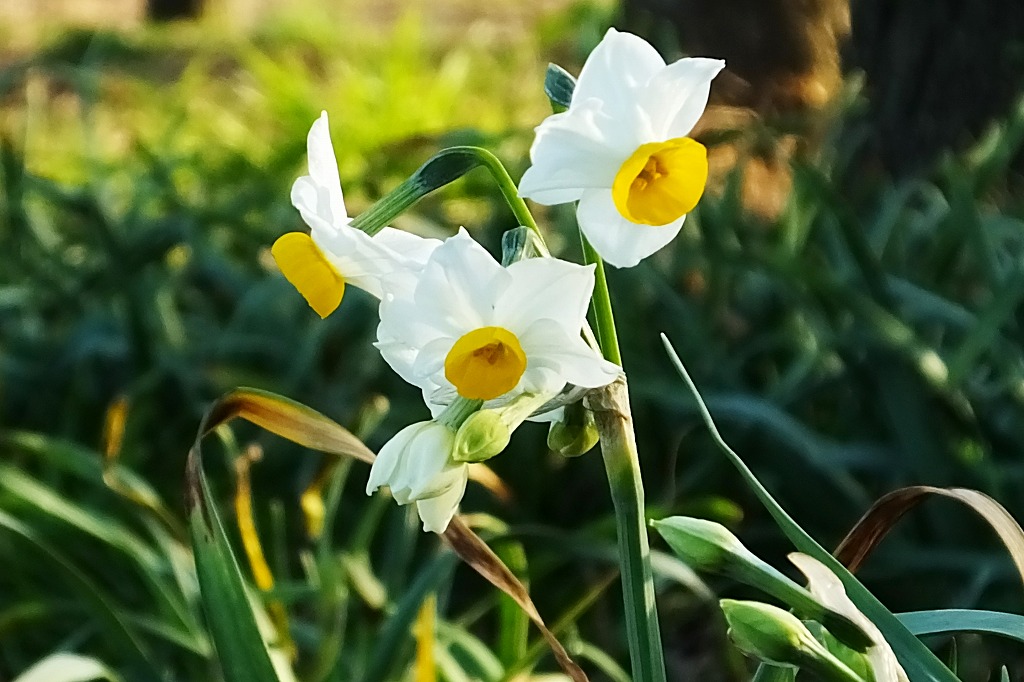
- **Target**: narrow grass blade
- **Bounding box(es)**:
[364,554,458,682]
[0,511,159,676]
[191,388,588,681]
[185,449,288,682]
[660,334,959,682]
[197,387,374,464]
[897,610,1024,644]
[444,517,589,682]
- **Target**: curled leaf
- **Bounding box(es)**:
[834,486,1024,588]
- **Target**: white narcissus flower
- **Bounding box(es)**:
[789,553,910,682]
[518,28,724,269]
[365,421,466,533]
[375,229,621,412]
[272,111,440,317]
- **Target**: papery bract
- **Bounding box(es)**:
[272,111,440,317]
[519,28,724,268]
[789,553,910,682]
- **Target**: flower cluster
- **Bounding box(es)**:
[272,29,720,532]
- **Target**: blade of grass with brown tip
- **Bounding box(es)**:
[188,388,588,681]
[198,387,375,464]
[834,486,1024,586]
[441,518,588,682]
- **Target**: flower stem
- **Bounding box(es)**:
[465,147,543,240]
[588,378,666,682]
[581,237,665,682]
[580,236,621,366]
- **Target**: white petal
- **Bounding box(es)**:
[305,112,347,222]
[520,319,621,389]
[576,189,685,268]
[290,176,339,234]
[641,58,725,139]
[398,424,456,499]
[372,227,442,266]
[374,338,422,389]
[499,258,595,337]
[366,422,423,495]
[313,224,434,299]
[573,29,665,121]
[416,469,468,533]
[410,336,456,385]
[413,229,511,331]
[518,101,626,205]
[378,294,445,353]
[423,384,456,417]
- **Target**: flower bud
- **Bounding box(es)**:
[547,402,599,457]
[453,410,511,462]
[650,516,758,572]
[720,600,864,682]
[721,599,810,667]
[652,517,873,653]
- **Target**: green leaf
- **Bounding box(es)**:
[660,334,959,682]
[185,451,288,682]
[897,610,1024,644]
[0,511,159,676]
[363,554,458,682]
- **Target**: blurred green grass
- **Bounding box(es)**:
[2,2,1024,680]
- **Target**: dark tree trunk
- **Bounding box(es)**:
[147,0,203,21]
[621,0,849,114]
[621,0,1024,175]
[848,0,1024,174]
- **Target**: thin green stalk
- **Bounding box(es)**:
[580,236,622,366]
[465,147,544,240]
[581,237,664,682]
[350,145,549,254]
[589,378,666,682]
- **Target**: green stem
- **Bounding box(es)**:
[580,235,622,366]
[465,147,544,241]
[582,238,663,681]
[589,378,666,682]
[350,146,549,254]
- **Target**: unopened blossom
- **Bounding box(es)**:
[375,229,620,413]
[272,111,440,317]
[789,553,910,682]
[519,28,724,268]
[365,420,465,533]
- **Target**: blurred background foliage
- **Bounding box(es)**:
[2,0,1024,679]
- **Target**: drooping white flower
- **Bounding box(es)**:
[789,553,910,682]
[272,111,440,317]
[518,28,724,269]
[375,229,620,413]
[365,420,466,533]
